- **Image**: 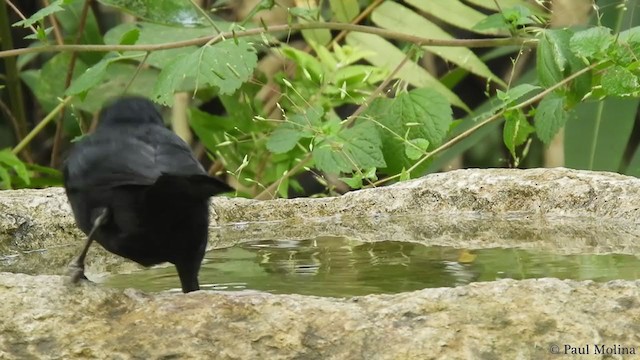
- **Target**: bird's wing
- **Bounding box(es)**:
[64,127,205,190]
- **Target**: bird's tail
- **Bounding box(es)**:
[150,174,233,199]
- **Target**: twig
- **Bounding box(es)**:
[0,22,533,58]
[0,0,30,160]
[50,0,93,167]
[255,153,312,200]
[42,0,64,45]
[5,0,37,35]
[343,47,417,128]
[12,97,74,156]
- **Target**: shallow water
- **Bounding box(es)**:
[103,236,640,297]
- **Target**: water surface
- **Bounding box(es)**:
[104,236,640,297]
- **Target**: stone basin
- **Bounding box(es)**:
[1,168,640,359]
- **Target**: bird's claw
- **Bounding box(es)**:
[67,261,88,284]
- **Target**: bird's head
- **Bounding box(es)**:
[97,96,165,129]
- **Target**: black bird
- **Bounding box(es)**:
[63,96,231,293]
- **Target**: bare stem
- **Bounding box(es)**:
[12,97,74,156]
[0,22,532,58]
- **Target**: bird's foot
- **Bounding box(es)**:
[67,261,89,284]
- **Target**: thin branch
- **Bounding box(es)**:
[42,0,64,45]
[330,0,384,46]
[0,0,30,160]
[255,153,312,200]
[12,97,74,156]
[5,0,37,35]
[50,0,93,168]
[343,47,416,129]
[0,22,533,58]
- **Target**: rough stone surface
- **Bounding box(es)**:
[2,168,640,359]
[2,273,640,359]
[2,168,640,276]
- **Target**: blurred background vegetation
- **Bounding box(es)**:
[1,0,639,198]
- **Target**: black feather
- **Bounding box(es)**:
[63,96,231,293]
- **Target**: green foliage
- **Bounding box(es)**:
[9,0,640,196]
[153,40,258,105]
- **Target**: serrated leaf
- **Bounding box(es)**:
[363,88,452,174]
[313,122,385,174]
[329,0,359,22]
[152,40,257,105]
[13,0,69,28]
[267,106,323,154]
[119,28,140,45]
[267,128,306,154]
[570,26,614,59]
[534,93,567,144]
[346,32,467,110]
[503,109,534,160]
[537,30,569,88]
[601,66,639,96]
[405,138,430,160]
[98,0,205,26]
[65,59,110,96]
[104,22,235,69]
[0,149,30,186]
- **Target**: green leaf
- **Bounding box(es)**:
[466,0,534,11]
[0,149,30,186]
[98,0,205,26]
[12,0,70,28]
[339,175,363,189]
[393,88,453,146]
[104,22,235,69]
[267,106,323,154]
[503,109,534,161]
[119,28,140,45]
[536,30,569,88]
[281,46,323,84]
[65,59,110,96]
[329,0,359,22]
[313,122,385,174]
[601,65,639,97]
[473,13,511,31]
[497,84,541,104]
[534,93,567,144]
[76,63,159,113]
[267,128,306,154]
[152,40,258,105]
[567,98,639,172]
[0,165,11,190]
[364,88,453,174]
[536,29,591,104]
[371,2,505,87]
[404,0,500,35]
[570,26,614,59]
[189,107,235,155]
[405,138,430,160]
[346,32,467,110]
[21,53,88,113]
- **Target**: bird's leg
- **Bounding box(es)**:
[68,207,109,283]
[175,260,201,293]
